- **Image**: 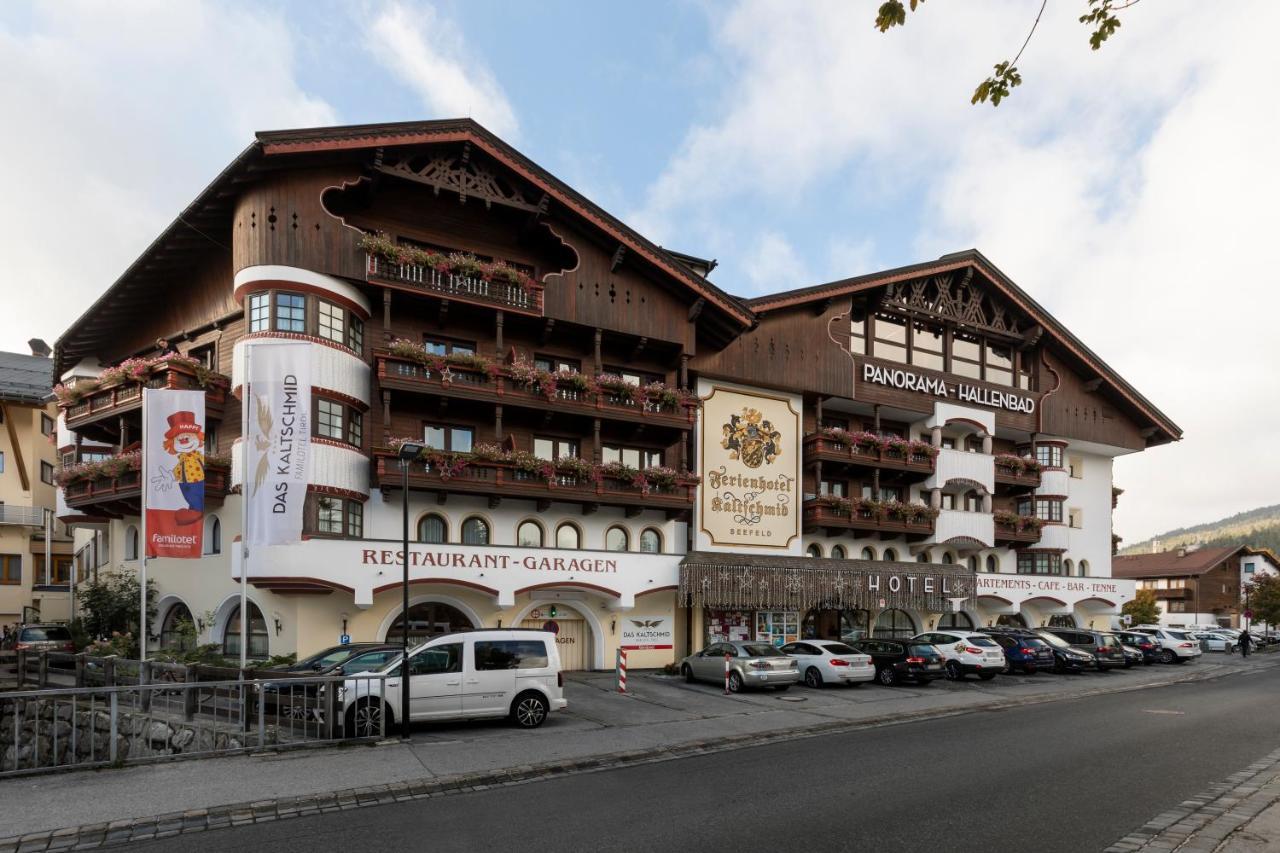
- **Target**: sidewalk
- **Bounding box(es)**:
[1,651,1273,849]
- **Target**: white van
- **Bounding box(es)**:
[340,629,567,736]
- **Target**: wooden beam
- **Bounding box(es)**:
[582,502,598,516]
[540,318,555,345]
[815,297,834,316]
[687,298,705,322]
[438,298,449,329]
[488,496,501,509]
[1019,325,1044,350]
[1,404,29,491]
[536,499,551,512]
[625,506,642,519]
[1083,377,1103,393]
[631,337,648,361]
[610,244,626,272]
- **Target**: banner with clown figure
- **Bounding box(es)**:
[143,389,207,559]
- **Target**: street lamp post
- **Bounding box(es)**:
[397,441,425,741]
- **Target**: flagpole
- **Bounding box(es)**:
[139,390,148,661]
[239,344,251,670]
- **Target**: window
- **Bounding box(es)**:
[1168,601,1188,613]
[968,555,980,572]
[602,445,662,469]
[938,611,975,630]
[831,545,847,559]
[1017,552,1063,575]
[1245,562,1256,574]
[222,602,269,659]
[872,315,908,363]
[475,640,549,671]
[951,332,982,379]
[849,315,867,355]
[819,480,847,498]
[940,493,956,510]
[604,366,661,387]
[347,410,363,447]
[346,502,364,538]
[534,437,579,461]
[462,516,489,545]
[821,416,850,431]
[942,552,955,565]
[861,484,903,503]
[1035,444,1064,469]
[1068,508,1082,529]
[317,301,346,345]
[605,526,629,552]
[0,555,20,585]
[807,544,823,558]
[388,602,475,647]
[423,424,474,454]
[534,354,580,373]
[317,399,344,441]
[874,608,916,639]
[317,498,344,535]
[205,516,222,555]
[0,451,4,473]
[963,491,981,512]
[860,547,876,560]
[517,521,544,547]
[248,292,270,332]
[40,414,55,437]
[986,555,998,572]
[1068,456,1083,478]
[556,523,581,550]
[985,343,1013,386]
[1064,559,1074,576]
[882,548,898,562]
[424,337,477,356]
[1079,560,1090,577]
[639,528,662,554]
[273,293,305,332]
[160,603,195,653]
[39,461,54,485]
[1017,497,1064,523]
[910,322,945,371]
[125,525,139,560]
[348,315,364,353]
[311,496,363,538]
[418,514,448,544]
[189,343,216,370]
[916,551,931,563]
[408,643,463,675]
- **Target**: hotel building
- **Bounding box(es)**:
[52,119,1181,666]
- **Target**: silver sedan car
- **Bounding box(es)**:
[679,641,801,692]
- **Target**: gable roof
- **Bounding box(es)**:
[1113,546,1246,579]
[0,351,53,405]
[747,248,1181,445]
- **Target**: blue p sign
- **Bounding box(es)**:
[340,634,351,645]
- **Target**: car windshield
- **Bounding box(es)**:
[20,627,70,641]
[967,637,999,647]
[296,648,359,669]
[742,644,785,657]
[820,643,858,655]
[1037,631,1071,649]
[908,644,937,657]
[1099,635,1120,647]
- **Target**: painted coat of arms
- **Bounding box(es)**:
[720,407,782,468]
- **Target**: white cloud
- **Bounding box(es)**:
[0,1,334,357]
[742,231,810,294]
[638,0,1280,541]
[364,2,518,139]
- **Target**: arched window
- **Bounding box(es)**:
[1079,560,1090,577]
[516,520,544,548]
[806,544,822,558]
[1064,559,1074,577]
[986,555,998,573]
[418,514,448,544]
[639,528,662,554]
[916,550,931,563]
[461,516,489,545]
[882,548,898,562]
[831,545,847,559]
[841,609,871,642]
[967,555,980,572]
[860,546,876,561]
[942,552,955,565]
[222,602,269,659]
[387,601,475,645]
[874,608,916,639]
[125,525,139,561]
[555,523,581,550]
[938,611,975,630]
[160,603,195,652]
[1048,614,1077,628]
[204,515,221,555]
[997,613,1028,628]
[605,526,629,552]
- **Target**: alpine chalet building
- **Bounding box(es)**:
[53,119,1181,666]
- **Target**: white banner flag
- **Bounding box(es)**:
[143,389,207,559]
[243,342,311,546]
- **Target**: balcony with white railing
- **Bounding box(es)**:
[927,448,994,494]
[931,509,994,548]
[0,506,47,527]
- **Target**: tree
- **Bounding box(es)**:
[75,570,156,657]
[1121,588,1161,626]
[874,0,1143,106]
[1244,574,1280,629]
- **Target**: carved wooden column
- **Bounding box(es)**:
[679,354,690,389]
[681,431,689,471]
[381,390,391,444]
[495,310,504,357]
[494,405,504,441]
[593,329,603,374]
[382,288,392,345]
[592,418,602,463]
[118,416,130,452]
[815,396,824,432]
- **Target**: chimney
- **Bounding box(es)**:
[27,338,51,358]
[1177,547,1187,558]
[1151,539,1162,554]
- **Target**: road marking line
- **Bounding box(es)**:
[1142,709,1186,715]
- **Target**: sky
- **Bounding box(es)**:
[0,0,1276,544]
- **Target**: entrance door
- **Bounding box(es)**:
[523,618,588,670]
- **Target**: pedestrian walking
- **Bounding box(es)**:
[1239,630,1252,658]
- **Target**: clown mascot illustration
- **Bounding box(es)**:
[159,411,205,526]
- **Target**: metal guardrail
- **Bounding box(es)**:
[1,653,390,776]
[0,506,47,526]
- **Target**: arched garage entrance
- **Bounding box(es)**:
[383,600,477,645]
[516,600,599,671]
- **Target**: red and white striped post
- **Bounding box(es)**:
[723,652,732,694]
[616,649,628,693]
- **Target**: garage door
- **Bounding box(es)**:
[522,618,588,671]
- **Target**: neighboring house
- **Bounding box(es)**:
[1240,547,1280,586]
[0,341,76,628]
[1113,545,1249,628]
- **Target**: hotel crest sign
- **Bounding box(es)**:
[700,386,800,549]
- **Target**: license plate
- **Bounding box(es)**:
[927,663,942,670]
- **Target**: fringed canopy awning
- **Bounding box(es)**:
[679,552,973,613]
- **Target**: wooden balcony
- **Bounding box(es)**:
[1150,587,1193,600]
[801,498,934,539]
[372,451,696,517]
[367,254,544,316]
[62,360,229,436]
[62,461,230,518]
[375,352,696,430]
[993,458,1042,489]
[803,434,934,478]
[993,518,1043,546]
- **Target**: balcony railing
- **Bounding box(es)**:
[803,434,934,477]
[993,516,1043,545]
[0,506,47,527]
[367,255,544,316]
[373,451,696,512]
[801,498,935,537]
[63,462,230,514]
[62,359,230,431]
[375,352,696,429]
[1149,587,1193,599]
[993,456,1042,489]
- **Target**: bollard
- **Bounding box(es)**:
[724,652,731,694]
[15,650,24,687]
[616,649,627,693]
[38,652,48,688]
[75,653,87,688]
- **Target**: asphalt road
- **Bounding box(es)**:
[133,665,1280,853]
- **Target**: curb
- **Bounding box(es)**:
[0,657,1272,851]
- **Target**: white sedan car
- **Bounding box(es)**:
[1193,631,1234,652]
[780,640,876,688]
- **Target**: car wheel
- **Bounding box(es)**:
[681,664,695,684]
[945,660,963,681]
[804,667,824,688]
[345,699,388,739]
[877,666,897,686]
[510,691,549,728]
[727,671,744,693]
[978,673,996,681]
[1161,649,1176,664]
